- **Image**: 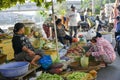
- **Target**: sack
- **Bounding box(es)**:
[39,55,52,69]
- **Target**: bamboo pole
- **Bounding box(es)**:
[51,0,59,62]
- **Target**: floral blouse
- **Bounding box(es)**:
[89,37,116,62]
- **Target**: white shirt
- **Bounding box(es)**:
[67,10,80,26]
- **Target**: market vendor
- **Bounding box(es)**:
[86,32,116,67]
[43,14,57,39]
[56,18,72,47]
[12,23,45,66]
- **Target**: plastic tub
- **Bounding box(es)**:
[0,61,29,77]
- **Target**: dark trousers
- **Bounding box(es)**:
[58,35,72,45]
[114,32,120,54]
[70,26,78,38]
[117,41,120,56]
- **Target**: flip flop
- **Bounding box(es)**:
[99,63,106,68]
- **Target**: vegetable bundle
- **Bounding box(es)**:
[66,72,87,80]
[37,72,64,80]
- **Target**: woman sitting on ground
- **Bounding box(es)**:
[56,19,72,47]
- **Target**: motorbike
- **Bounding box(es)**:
[96,17,111,32]
[78,16,96,32]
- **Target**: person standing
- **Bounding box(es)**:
[115,16,120,56]
[108,6,114,32]
[84,8,90,21]
[43,14,52,38]
[113,0,120,28]
[67,5,80,38]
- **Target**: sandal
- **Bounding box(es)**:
[99,63,107,68]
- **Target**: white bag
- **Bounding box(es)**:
[86,29,96,40]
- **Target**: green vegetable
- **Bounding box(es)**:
[67,72,87,80]
[37,72,64,80]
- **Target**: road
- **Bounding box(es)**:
[97,38,120,80]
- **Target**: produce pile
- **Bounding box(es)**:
[0,33,12,39]
[36,70,97,80]
[65,70,97,80]
[66,72,88,80]
[49,63,63,74]
[65,43,85,58]
[42,40,63,50]
[37,72,64,80]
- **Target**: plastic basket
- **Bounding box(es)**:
[0,61,29,77]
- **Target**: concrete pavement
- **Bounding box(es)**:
[97,38,120,80]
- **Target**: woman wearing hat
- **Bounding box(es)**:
[86,32,116,67]
[12,23,45,66]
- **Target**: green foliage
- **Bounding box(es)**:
[44,2,52,9]
[81,0,115,15]
[95,5,101,14]
[39,10,48,17]
[18,0,25,4]
[0,0,66,10]
[58,9,66,15]
[110,0,115,3]
[0,0,25,10]
[57,0,65,3]
[56,2,67,15]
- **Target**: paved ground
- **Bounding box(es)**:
[97,38,120,80]
[97,53,120,80]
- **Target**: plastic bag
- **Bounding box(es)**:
[80,55,89,68]
[39,55,52,69]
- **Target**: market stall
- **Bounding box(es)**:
[0,0,111,80]
[0,12,102,80]
[0,29,102,80]
[0,31,14,61]
[28,37,101,80]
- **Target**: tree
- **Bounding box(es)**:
[0,0,65,10]
[81,0,116,14]
[0,0,25,10]
[110,0,115,3]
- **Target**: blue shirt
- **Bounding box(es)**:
[116,22,120,41]
[116,22,120,32]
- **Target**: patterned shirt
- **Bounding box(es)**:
[91,37,116,62]
[12,34,34,54]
